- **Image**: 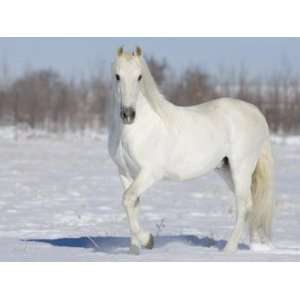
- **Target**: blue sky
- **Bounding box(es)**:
[0,38,299,78]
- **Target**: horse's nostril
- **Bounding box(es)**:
[120,107,136,124]
[131,110,136,119]
[120,110,126,120]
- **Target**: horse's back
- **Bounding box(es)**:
[193,97,269,135]
[194,97,265,122]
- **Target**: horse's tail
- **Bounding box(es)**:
[250,139,274,243]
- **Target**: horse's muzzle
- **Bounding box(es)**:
[120,106,136,124]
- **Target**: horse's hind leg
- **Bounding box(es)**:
[224,161,254,253]
[216,159,234,192]
[121,171,159,254]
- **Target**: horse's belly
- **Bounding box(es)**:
[165,154,224,181]
[165,131,228,181]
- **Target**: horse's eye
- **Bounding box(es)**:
[137,74,142,81]
[115,74,120,81]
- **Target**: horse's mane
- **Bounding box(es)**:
[140,59,173,123]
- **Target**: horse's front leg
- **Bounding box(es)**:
[122,170,159,255]
[120,175,146,253]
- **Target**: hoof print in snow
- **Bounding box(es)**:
[129,245,140,255]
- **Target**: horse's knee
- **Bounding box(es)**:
[123,190,137,209]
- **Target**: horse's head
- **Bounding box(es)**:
[112,46,143,125]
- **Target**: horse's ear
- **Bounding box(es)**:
[135,46,142,57]
[117,47,124,57]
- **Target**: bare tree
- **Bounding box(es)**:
[0,58,298,134]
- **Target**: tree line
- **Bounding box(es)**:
[0,57,299,134]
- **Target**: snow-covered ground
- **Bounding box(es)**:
[0,128,299,261]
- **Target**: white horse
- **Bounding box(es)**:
[108,47,273,254]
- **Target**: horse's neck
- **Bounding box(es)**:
[141,61,175,125]
[136,92,155,116]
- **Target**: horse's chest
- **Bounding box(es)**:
[113,132,144,177]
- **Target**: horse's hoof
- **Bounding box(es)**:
[144,234,154,249]
[250,243,272,252]
[224,244,236,254]
[223,241,237,254]
[129,244,140,255]
[224,248,234,254]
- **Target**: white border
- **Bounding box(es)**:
[0,262,298,300]
[0,0,300,36]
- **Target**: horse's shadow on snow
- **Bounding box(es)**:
[25,235,249,254]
